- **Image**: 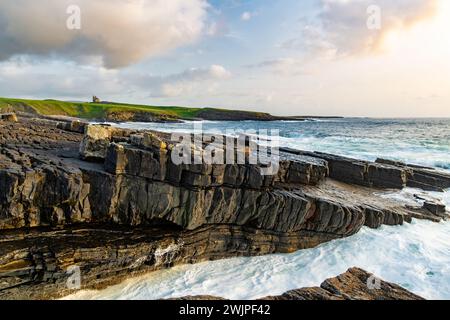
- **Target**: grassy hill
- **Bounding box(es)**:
[0,97,281,122]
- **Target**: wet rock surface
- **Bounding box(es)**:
[0,116,448,299]
[172,268,424,300]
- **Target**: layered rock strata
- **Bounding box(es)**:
[281,148,450,191]
[0,116,448,299]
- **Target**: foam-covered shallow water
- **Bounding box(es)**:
[66,222,450,300]
[65,190,450,300]
[77,118,450,300]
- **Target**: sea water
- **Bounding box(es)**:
[112,118,450,170]
[66,118,450,300]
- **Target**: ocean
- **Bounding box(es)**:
[111,118,450,170]
[66,118,450,300]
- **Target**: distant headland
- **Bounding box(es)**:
[0,96,343,123]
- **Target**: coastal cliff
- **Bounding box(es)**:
[0,97,316,123]
[0,114,448,299]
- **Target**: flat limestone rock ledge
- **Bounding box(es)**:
[0,116,448,299]
[281,148,450,192]
[170,268,424,300]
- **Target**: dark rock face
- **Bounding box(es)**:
[0,165,92,229]
[0,119,90,229]
[0,118,447,299]
[171,268,424,300]
[376,158,450,192]
[104,143,328,190]
[0,225,343,300]
[284,150,409,189]
[423,201,447,216]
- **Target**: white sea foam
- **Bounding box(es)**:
[64,190,450,301]
[112,118,450,171]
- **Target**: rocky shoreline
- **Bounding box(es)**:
[172,268,424,300]
[0,114,448,300]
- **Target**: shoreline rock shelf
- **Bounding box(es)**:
[280,148,450,191]
[0,116,448,299]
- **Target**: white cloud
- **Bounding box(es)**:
[241,11,259,21]
[205,19,230,37]
[241,12,252,21]
[0,58,231,100]
[144,65,232,97]
[0,0,208,68]
[0,59,123,99]
[247,58,306,76]
[282,0,438,57]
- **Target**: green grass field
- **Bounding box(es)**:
[0,97,284,122]
[0,97,206,120]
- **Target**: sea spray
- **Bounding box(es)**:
[153,239,184,267]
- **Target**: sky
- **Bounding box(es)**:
[0,0,449,117]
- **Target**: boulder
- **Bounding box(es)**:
[142,132,168,150]
[0,113,18,122]
[173,268,424,301]
[423,201,447,215]
[366,163,407,189]
[79,125,116,160]
[56,120,87,134]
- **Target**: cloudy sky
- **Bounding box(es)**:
[0,0,449,117]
